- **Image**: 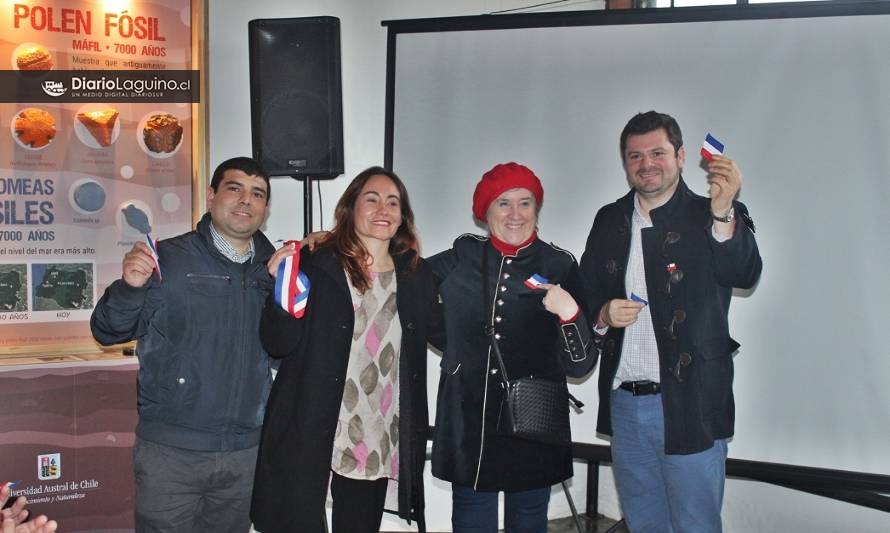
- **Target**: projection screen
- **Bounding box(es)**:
[383,1,890,475]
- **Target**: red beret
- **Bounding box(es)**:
[472,162,544,221]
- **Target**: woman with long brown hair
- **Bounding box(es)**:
[250,167,444,533]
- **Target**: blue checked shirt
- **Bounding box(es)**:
[209,222,255,264]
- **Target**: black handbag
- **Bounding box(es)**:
[481,247,581,446]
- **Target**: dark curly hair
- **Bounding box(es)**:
[619,111,684,158]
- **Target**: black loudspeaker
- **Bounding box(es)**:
[248,17,343,178]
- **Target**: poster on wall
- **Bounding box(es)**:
[0,0,199,355]
[0,359,139,530]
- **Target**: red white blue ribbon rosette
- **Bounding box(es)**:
[274,241,311,319]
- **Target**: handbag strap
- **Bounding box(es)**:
[481,246,511,383]
[481,245,585,410]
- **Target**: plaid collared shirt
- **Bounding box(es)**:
[613,194,661,388]
[209,222,255,264]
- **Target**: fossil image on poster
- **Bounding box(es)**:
[12,107,57,149]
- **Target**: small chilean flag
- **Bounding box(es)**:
[524,273,549,289]
[700,133,725,161]
[145,234,162,280]
[630,292,649,306]
[275,241,311,318]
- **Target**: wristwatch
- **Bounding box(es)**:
[712,207,735,223]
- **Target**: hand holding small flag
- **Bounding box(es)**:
[701,133,743,220]
[536,280,581,322]
[145,234,162,280]
[122,240,161,288]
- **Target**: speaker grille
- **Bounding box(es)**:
[249,17,343,178]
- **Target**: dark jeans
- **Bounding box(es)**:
[133,437,257,533]
[329,471,389,533]
[452,483,551,533]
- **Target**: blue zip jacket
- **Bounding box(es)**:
[91,213,276,451]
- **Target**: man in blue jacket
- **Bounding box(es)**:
[91,157,276,533]
[580,112,762,532]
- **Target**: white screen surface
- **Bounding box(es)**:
[389,7,890,474]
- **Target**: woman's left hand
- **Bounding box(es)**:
[266,242,298,277]
[539,283,579,322]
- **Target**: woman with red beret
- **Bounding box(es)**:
[429,162,597,532]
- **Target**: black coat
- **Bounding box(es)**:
[580,179,762,454]
[250,246,444,533]
[429,235,596,491]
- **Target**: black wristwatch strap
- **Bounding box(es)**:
[712,206,735,223]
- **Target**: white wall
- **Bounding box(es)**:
[209,0,599,242]
[210,2,607,531]
[209,2,890,532]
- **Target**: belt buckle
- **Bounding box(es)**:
[632,380,656,395]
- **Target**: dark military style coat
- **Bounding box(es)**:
[429,235,596,491]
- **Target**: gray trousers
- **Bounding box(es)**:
[133,436,257,533]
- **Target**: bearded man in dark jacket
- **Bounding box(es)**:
[580,112,762,533]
